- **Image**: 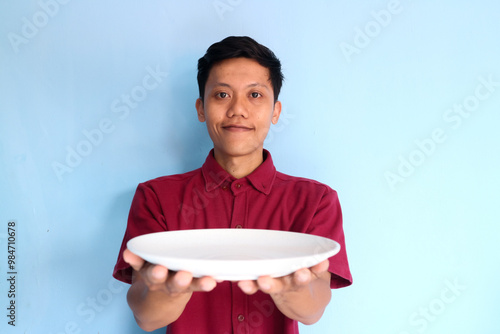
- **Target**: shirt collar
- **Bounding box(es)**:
[201,149,276,195]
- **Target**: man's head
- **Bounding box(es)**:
[195,37,283,170]
[197,36,284,103]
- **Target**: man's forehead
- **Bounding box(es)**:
[211,58,269,75]
[207,61,271,87]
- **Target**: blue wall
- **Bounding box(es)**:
[1,1,499,333]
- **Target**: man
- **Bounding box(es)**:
[113,36,352,333]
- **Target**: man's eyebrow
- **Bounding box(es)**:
[247,83,269,89]
[213,82,231,87]
[212,82,270,90]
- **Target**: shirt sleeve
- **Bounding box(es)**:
[112,182,167,284]
[307,186,353,289]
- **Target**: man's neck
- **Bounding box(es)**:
[213,149,264,179]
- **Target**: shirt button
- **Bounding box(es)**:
[235,183,241,189]
[235,224,243,229]
[222,185,228,190]
[237,314,245,322]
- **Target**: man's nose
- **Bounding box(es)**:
[227,94,248,118]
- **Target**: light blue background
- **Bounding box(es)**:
[1,0,499,333]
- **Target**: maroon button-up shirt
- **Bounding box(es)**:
[114,150,352,333]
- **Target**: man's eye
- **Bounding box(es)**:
[251,92,261,98]
[217,92,228,98]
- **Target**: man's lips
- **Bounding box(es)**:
[222,124,253,131]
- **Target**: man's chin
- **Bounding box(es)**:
[214,145,263,159]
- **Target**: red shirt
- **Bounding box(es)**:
[113,150,352,334]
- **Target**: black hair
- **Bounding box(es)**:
[197,36,284,102]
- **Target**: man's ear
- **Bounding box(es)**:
[271,101,282,125]
[196,98,205,122]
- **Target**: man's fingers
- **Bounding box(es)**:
[310,259,329,276]
[170,271,193,292]
[237,261,330,297]
[293,268,312,285]
[167,272,217,293]
[238,280,259,295]
[123,248,145,271]
[149,265,168,284]
[257,276,285,294]
[197,276,217,292]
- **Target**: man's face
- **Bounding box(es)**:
[196,57,281,161]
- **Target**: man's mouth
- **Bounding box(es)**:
[222,124,253,131]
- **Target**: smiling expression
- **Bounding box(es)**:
[196,57,281,161]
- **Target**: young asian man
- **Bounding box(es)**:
[113,36,352,334]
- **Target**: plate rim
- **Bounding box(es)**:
[127,228,340,280]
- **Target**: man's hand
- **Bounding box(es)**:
[237,259,332,325]
[123,249,217,331]
[237,259,329,295]
[124,249,217,294]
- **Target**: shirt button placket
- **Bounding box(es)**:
[230,181,246,229]
[231,282,248,333]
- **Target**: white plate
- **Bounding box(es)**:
[127,228,340,280]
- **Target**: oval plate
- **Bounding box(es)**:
[127,228,340,280]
